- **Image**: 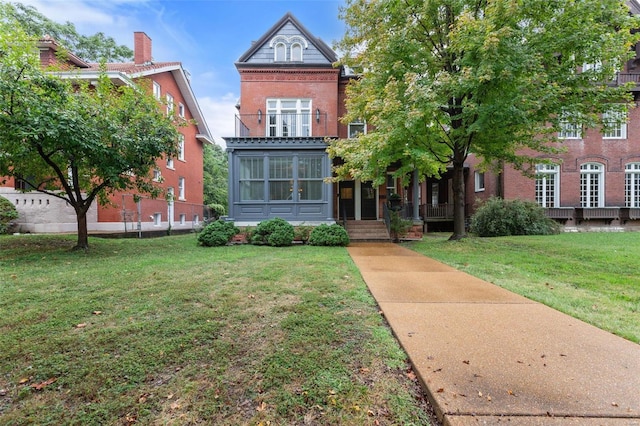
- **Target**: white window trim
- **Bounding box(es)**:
[153,82,161,100]
[166,93,174,116]
[474,171,485,192]
[178,134,185,161]
[348,120,367,138]
[167,157,174,170]
[625,163,640,207]
[266,98,312,137]
[535,164,560,208]
[178,177,186,201]
[580,162,605,208]
[178,103,185,118]
[153,213,162,226]
[602,107,627,139]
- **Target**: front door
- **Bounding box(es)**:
[360,181,377,219]
[339,180,377,220]
[339,181,355,220]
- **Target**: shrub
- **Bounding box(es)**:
[389,211,413,242]
[208,203,226,220]
[197,219,239,247]
[294,224,313,244]
[251,217,294,247]
[0,196,18,234]
[309,224,350,246]
[470,197,561,237]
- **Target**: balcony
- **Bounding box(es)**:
[615,73,640,90]
[235,112,329,138]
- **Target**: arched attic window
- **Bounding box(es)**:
[274,42,286,62]
[291,43,302,61]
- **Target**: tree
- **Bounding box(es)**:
[203,143,228,209]
[4,2,132,62]
[330,0,640,240]
[0,13,181,250]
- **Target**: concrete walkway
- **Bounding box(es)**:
[347,243,640,426]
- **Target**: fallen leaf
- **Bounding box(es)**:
[31,377,57,390]
[462,360,470,365]
[93,311,103,315]
[612,402,619,407]
[487,396,492,401]
[406,370,416,381]
[436,388,444,393]
[256,401,267,412]
[18,378,29,384]
[478,391,483,397]
[170,402,181,410]
[76,323,87,328]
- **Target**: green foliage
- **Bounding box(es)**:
[251,217,294,247]
[470,197,560,237]
[294,224,313,244]
[3,2,133,62]
[389,211,413,242]
[333,0,640,239]
[0,12,182,249]
[0,195,19,234]
[309,224,350,246]
[203,143,228,208]
[208,203,226,220]
[197,220,239,247]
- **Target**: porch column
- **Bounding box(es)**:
[413,169,420,221]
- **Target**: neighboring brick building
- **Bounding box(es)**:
[1,32,213,234]
[423,1,640,232]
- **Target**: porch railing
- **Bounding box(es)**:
[421,203,455,220]
[234,112,329,137]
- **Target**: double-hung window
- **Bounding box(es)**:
[535,164,560,207]
[239,157,264,201]
[625,163,640,207]
[298,156,323,200]
[269,157,293,200]
[558,112,581,139]
[178,134,185,161]
[602,106,627,139]
[267,99,311,137]
[348,119,366,138]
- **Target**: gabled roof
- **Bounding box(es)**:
[236,12,337,65]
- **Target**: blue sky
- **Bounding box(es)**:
[16,0,347,145]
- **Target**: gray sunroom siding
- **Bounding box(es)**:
[225,137,334,224]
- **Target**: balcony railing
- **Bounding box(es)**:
[235,113,329,138]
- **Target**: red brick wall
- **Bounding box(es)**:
[238,68,341,137]
[97,71,205,223]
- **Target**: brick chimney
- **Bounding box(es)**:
[134,32,152,65]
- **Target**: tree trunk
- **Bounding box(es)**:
[74,208,90,250]
[449,161,467,241]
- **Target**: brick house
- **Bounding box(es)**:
[2,32,213,234]
[422,1,640,232]
[225,13,423,240]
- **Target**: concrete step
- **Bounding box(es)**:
[345,220,390,242]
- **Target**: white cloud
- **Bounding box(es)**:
[197,93,238,149]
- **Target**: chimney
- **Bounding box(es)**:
[134,32,152,65]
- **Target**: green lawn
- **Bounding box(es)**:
[405,232,640,344]
[0,234,433,425]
